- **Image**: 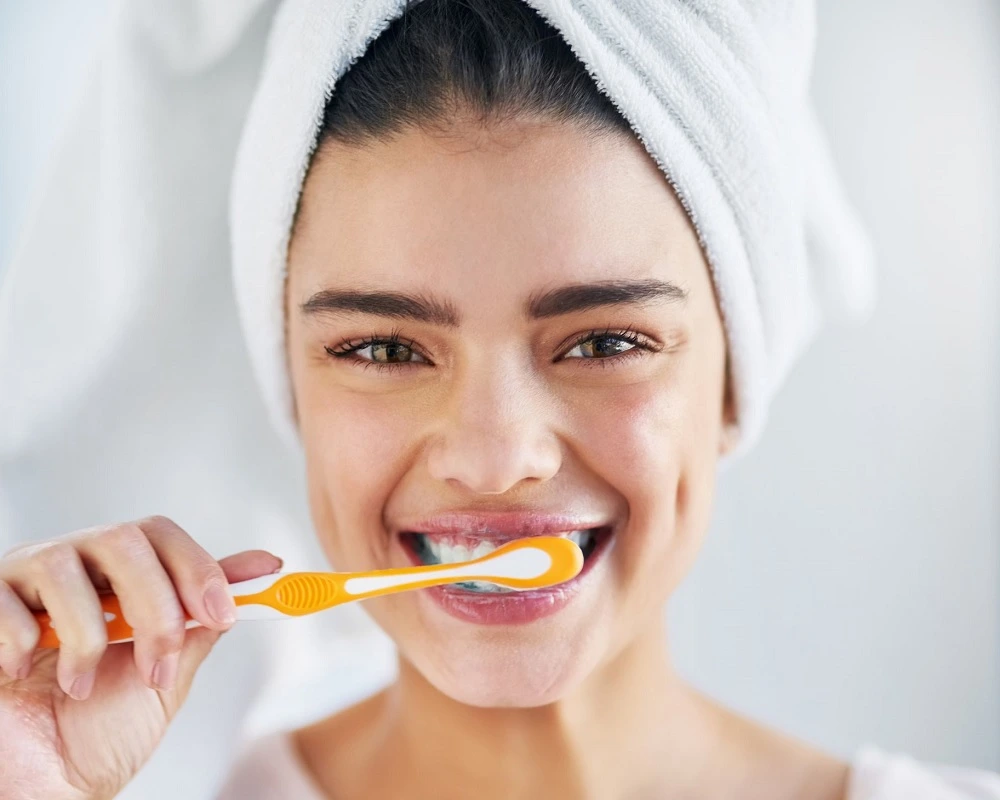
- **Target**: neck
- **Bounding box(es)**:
[296,622,851,800]
[353,621,732,799]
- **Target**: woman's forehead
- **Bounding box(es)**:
[288,121,703,297]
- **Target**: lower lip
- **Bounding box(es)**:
[399,527,613,625]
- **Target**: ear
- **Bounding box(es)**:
[718,355,739,457]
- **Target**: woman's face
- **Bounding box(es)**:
[286,119,734,707]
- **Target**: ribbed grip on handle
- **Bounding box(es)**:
[272,573,340,613]
[233,572,342,616]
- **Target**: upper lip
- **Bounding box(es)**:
[395,511,611,539]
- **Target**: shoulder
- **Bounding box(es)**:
[214,731,328,800]
[850,745,1000,800]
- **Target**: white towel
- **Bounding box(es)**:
[230,0,876,463]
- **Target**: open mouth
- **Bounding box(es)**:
[399,526,612,594]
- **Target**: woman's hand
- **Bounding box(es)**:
[0,515,281,800]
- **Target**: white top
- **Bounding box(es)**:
[215,732,1000,800]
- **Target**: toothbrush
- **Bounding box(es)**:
[32,536,584,648]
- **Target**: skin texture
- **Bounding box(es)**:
[286,120,851,799]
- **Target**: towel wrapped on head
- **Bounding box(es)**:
[230,0,876,464]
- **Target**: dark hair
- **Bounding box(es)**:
[315,0,633,148]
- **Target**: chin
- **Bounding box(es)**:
[409,616,612,708]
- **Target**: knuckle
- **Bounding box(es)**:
[140,515,201,555]
[64,635,107,668]
[101,524,154,561]
[139,515,183,537]
[31,542,81,579]
[13,625,40,654]
[191,559,227,589]
[0,624,38,658]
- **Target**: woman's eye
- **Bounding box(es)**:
[325,334,428,371]
[562,330,649,361]
[358,341,426,364]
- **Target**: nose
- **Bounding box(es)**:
[426,361,562,495]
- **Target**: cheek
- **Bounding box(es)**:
[574,362,722,607]
[585,383,684,544]
[299,389,416,563]
[575,373,700,504]
[305,392,413,476]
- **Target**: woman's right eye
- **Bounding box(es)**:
[325,333,430,372]
[357,341,425,364]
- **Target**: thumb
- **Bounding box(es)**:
[164,549,283,715]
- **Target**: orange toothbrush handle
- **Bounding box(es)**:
[34,595,194,649]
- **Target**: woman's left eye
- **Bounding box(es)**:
[561,329,654,362]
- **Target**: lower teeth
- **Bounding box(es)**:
[452,580,512,593]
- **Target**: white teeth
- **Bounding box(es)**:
[417,531,594,565]
[471,541,495,560]
[417,537,499,565]
[428,540,484,564]
[566,530,594,550]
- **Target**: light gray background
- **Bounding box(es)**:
[1,0,997,796]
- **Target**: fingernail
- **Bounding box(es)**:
[69,670,96,700]
[204,583,237,626]
[270,558,284,574]
[151,652,179,691]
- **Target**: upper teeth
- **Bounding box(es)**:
[418,530,593,565]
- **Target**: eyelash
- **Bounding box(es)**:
[324,326,659,374]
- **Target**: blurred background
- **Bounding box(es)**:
[1,0,997,797]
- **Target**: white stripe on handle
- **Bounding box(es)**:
[342,545,552,595]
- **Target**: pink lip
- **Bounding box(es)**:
[394,510,610,539]
[397,523,614,625]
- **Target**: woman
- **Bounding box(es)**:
[0,1,996,798]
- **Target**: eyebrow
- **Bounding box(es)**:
[299,278,687,327]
